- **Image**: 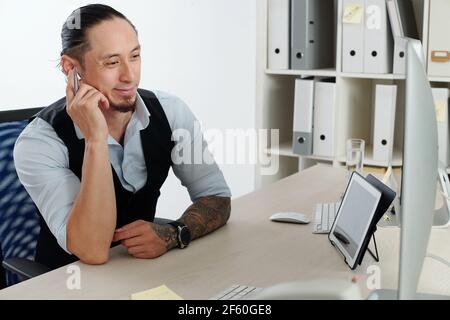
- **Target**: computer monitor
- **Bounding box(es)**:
[397,38,438,299]
[371,38,440,300]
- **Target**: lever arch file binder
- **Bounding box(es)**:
[428,0,450,78]
[313,79,336,157]
[268,0,290,70]
[363,0,393,74]
[342,0,365,73]
[292,77,315,156]
[392,36,408,75]
[290,0,335,70]
[386,0,419,75]
[372,84,397,164]
[432,88,450,168]
[387,0,418,38]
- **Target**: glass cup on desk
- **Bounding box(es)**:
[345,139,365,185]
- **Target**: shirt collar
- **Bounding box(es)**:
[73,91,151,143]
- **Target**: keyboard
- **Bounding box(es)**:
[312,202,340,234]
[209,284,263,300]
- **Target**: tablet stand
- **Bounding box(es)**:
[357,227,380,266]
[365,233,379,263]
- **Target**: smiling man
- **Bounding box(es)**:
[13,4,231,269]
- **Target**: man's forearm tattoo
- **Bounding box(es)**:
[153,223,179,250]
[179,196,231,240]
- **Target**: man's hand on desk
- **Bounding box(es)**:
[113,220,178,259]
[112,196,231,259]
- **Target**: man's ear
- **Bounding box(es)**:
[60,55,79,76]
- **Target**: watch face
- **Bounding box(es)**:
[179,225,191,248]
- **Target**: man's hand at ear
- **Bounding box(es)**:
[113,220,178,259]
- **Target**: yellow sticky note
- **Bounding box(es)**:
[435,101,446,123]
[343,4,363,24]
[131,285,184,300]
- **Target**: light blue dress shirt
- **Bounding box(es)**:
[14,90,231,253]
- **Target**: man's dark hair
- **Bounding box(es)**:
[61,4,137,66]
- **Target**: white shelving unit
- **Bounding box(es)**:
[255,0,449,189]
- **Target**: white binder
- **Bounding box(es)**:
[387,0,419,75]
[386,0,402,37]
[342,0,365,73]
[268,0,290,70]
[432,88,450,167]
[372,84,397,164]
[363,0,393,74]
[393,36,408,75]
[292,77,315,156]
[387,0,405,75]
[428,0,450,78]
[313,80,336,157]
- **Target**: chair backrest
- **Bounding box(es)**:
[0,108,42,287]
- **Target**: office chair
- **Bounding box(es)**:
[0,248,6,289]
[0,107,50,288]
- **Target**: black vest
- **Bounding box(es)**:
[33,89,174,270]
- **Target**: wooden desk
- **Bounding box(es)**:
[0,165,449,299]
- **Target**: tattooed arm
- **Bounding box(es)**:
[114,196,231,257]
[181,196,231,238]
[156,196,231,251]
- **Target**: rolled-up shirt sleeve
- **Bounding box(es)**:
[13,118,80,254]
[156,91,232,201]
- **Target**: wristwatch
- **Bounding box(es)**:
[168,221,191,249]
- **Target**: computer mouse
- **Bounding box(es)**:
[269,212,310,224]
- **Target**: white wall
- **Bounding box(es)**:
[0,0,257,219]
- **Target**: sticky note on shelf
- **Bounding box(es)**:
[131,284,184,300]
[343,4,363,24]
[435,101,446,123]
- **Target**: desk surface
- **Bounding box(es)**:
[1,165,449,299]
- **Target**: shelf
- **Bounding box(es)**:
[429,76,450,83]
[339,72,405,80]
[265,68,337,77]
[265,71,450,81]
[266,141,402,167]
[336,145,403,167]
[301,154,335,162]
[264,141,334,162]
[265,68,406,80]
[265,141,298,158]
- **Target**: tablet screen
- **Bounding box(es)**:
[329,172,381,269]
